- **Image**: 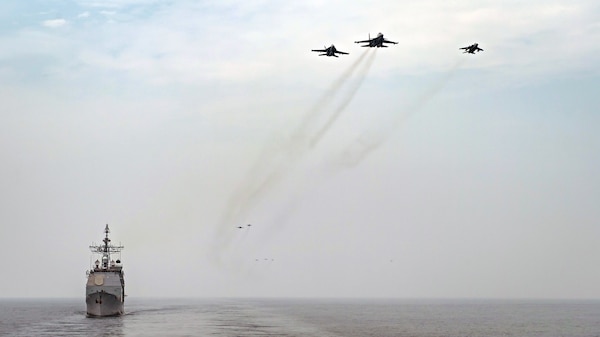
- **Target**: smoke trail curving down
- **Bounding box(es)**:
[212,49,376,266]
[333,58,467,168]
[309,49,377,148]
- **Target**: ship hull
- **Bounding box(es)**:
[86,291,124,317]
[86,270,125,317]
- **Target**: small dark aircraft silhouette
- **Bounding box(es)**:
[354,33,398,48]
[460,43,483,54]
[311,44,349,57]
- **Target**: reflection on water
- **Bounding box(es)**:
[85,315,125,337]
[0,299,124,337]
[2,298,600,337]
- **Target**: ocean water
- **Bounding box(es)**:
[1,298,599,337]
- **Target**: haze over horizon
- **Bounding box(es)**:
[1,0,599,299]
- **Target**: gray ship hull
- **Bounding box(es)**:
[86,291,124,317]
[86,270,125,317]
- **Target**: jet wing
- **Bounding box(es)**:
[382,39,398,44]
[354,39,373,43]
[311,49,327,52]
[335,51,349,55]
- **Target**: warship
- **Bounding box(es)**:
[85,224,125,317]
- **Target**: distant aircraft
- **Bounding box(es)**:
[311,44,349,57]
[237,226,243,229]
[354,33,398,48]
[460,43,483,54]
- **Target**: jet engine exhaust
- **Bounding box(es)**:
[212,48,376,266]
[310,49,377,148]
[333,58,467,168]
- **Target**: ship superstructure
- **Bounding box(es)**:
[86,224,125,317]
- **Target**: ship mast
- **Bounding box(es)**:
[90,224,124,270]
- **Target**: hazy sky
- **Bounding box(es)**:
[1,0,599,299]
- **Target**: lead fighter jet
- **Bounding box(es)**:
[460,43,483,54]
[311,44,349,57]
[354,33,398,48]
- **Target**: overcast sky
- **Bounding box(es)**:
[1,0,599,299]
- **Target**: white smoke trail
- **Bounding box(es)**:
[212,49,375,265]
[254,58,469,248]
[309,49,377,148]
[292,49,373,145]
[332,58,467,168]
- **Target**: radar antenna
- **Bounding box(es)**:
[89,224,124,270]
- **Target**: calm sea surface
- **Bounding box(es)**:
[1,298,599,337]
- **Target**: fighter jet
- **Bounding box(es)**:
[354,33,398,48]
[311,44,349,57]
[460,43,483,54]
